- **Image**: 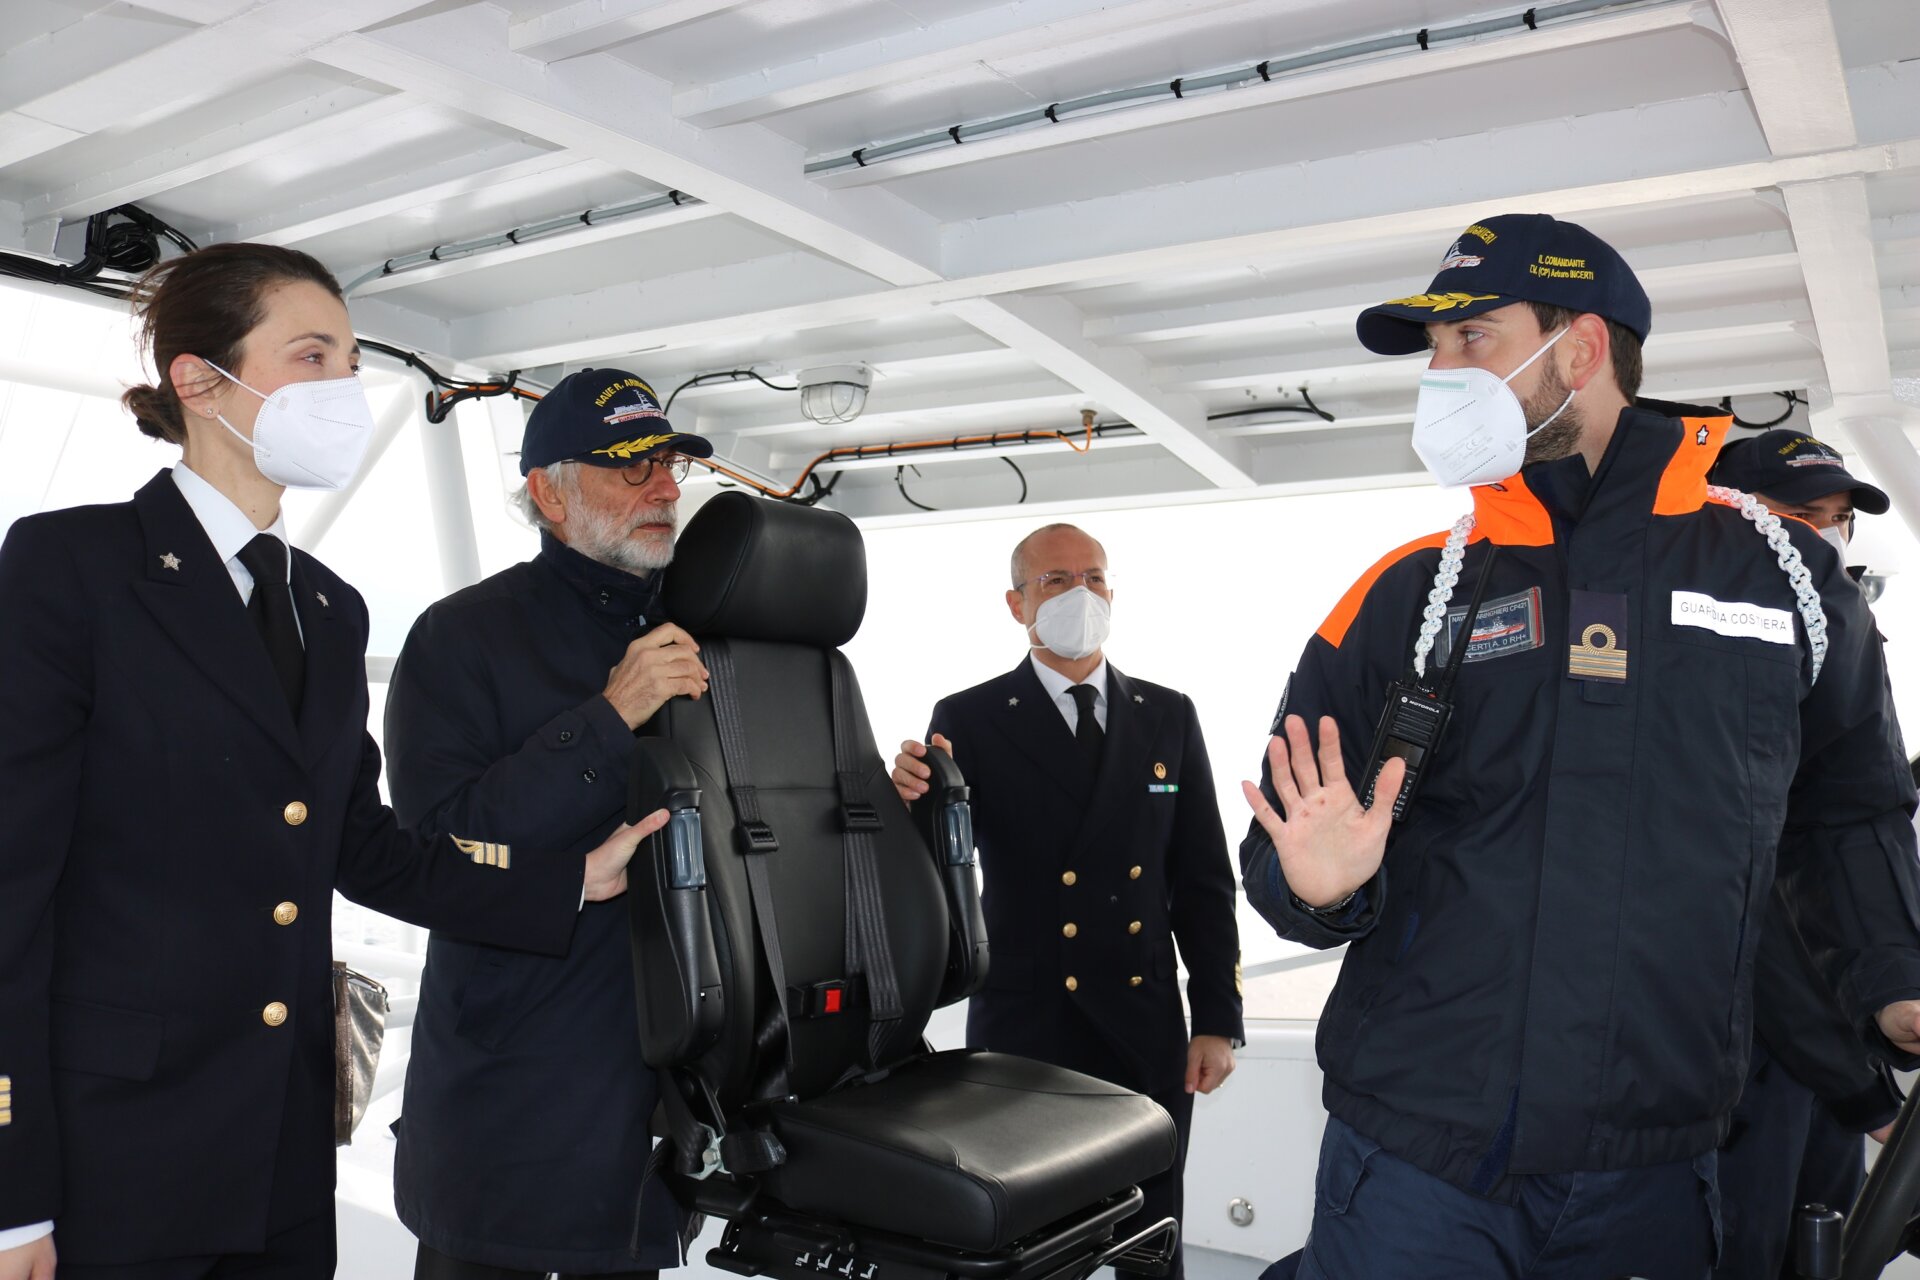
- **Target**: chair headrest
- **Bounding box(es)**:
[663,491,867,646]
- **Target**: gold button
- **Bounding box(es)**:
[1129,865,1142,880]
[1129,921,1142,935]
[1129,976,1144,987]
[283,801,308,826]
[262,1002,288,1027]
[1061,870,1077,886]
[1062,922,1078,938]
[272,901,298,926]
[1065,976,1078,992]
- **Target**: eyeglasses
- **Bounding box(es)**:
[614,454,692,486]
[1016,569,1110,594]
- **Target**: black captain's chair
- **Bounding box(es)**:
[623,491,1180,1280]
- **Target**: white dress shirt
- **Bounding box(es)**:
[0,471,302,1256]
[170,463,297,627]
[1028,652,1109,735]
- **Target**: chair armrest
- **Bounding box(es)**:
[913,748,991,1007]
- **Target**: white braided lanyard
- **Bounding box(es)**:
[1409,492,1828,684]
[1411,514,1476,680]
[1706,485,1829,683]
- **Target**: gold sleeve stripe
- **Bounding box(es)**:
[451,837,511,870]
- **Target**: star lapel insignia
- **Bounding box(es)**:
[1008,697,1020,707]
[1133,694,1144,704]
[159,552,181,571]
[315,591,329,608]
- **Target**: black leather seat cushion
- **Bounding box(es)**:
[761,1050,1177,1252]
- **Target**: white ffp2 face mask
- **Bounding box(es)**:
[1029,586,1111,661]
[204,360,378,491]
[1411,328,1575,488]
[1819,524,1849,563]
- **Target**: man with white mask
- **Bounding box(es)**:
[891,523,1242,1280]
[1239,213,1920,1278]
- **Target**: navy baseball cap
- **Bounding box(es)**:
[1356,213,1653,356]
[519,368,713,475]
[1709,429,1889,514]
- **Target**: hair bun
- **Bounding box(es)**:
[123,383,184,444]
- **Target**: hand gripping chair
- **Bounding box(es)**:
[624,491,1179,1280]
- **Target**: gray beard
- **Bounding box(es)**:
[568,499,677,575]
[1520,362,1581,467]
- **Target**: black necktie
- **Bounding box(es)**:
[1069,683,1103,761]
[237,534,305,712]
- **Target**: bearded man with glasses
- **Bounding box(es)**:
[890,522,1244,1280]
[384,369,712,1280]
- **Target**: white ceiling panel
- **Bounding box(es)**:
[0,0,1915,522]
[871,25,1748,221]
[372,213,815,316]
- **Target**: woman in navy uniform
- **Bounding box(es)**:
[0,243,657,1280]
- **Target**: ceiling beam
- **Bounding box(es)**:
[814,0,1718,187]
[455,250,886,367]
[1712,0,1856,157]
[0,0,432,172]
[448,117,1920,371]
[214,145,580,246]
[1712,0,1890,407]
[348,200,725,297]
[0,5,193,120]
[948,294,1254,487]
[22,87,398,226]
[1152,299,1818,392]
[1781,178,1891,396]
[675,0,1254,128]
[509,0,756,61]
[1086,241,1804,344]
[313,4,944,287]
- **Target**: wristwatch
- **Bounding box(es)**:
[1292,889,1358,919]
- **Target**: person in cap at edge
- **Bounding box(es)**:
[1705,428,1902,1280]
[385,369,713,1280]
[1714,428,1890,575]
[1238,213,1920,1278]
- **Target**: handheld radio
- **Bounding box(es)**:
[1362,544,1499,820]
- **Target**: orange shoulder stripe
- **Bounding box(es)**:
[1653,414,1731,515]
[1316,529,1470,649]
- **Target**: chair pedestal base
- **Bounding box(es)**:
[700,1188,1176,1280]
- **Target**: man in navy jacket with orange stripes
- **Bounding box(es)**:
[1240,214,1920,1279]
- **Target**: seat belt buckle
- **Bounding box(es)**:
[839,801,882,833]
[789,979,854,1017]
[735,821,779,855]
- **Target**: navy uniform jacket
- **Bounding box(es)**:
[1240,404,1920,1195]
[386,532,683,1274]
[0,472,583,1262]
[928,661,1242,1094]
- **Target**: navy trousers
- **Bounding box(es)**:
[1295,1117,1721,1280]
[1714,1044,1868,1279]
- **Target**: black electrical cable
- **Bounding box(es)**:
[1207,386,1336,424]
[0,204,200,301]
[1719,390,1803,430]
[1004,455,1028,504]
[662,368,799,415]
[895,465,938,512]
